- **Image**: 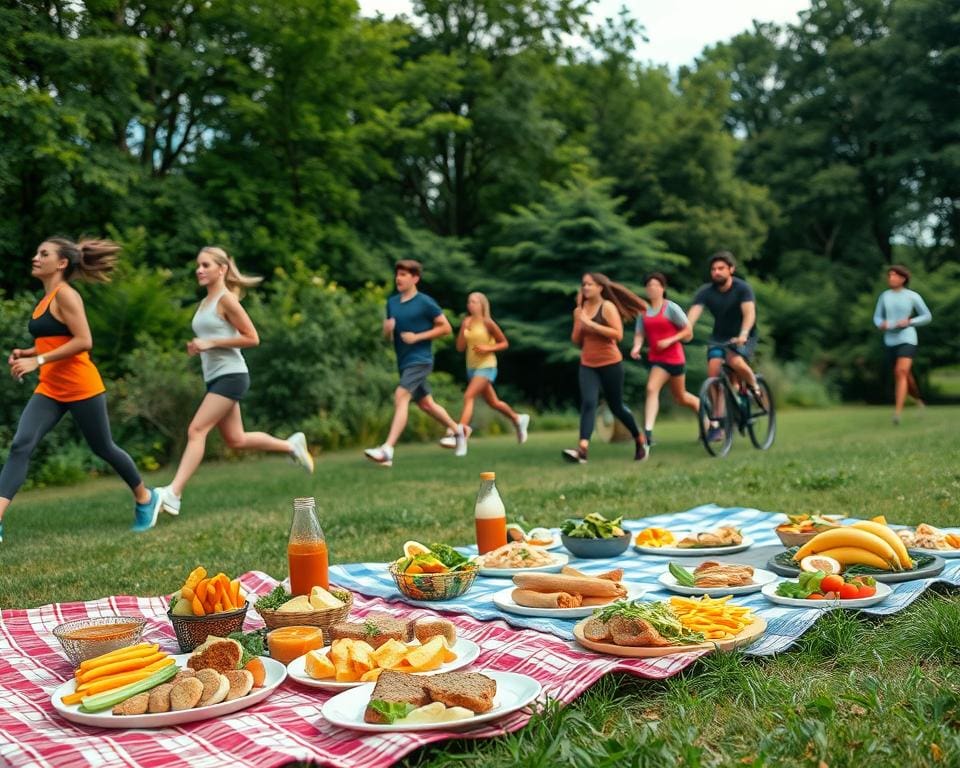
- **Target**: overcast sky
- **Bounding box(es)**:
[357,0,810,70]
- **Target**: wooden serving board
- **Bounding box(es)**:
[572,616,766,657]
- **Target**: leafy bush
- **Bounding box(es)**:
[760,360,838,409]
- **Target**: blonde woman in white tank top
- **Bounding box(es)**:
[152,247,314,518]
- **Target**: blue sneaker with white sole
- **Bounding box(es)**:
[131,488,162,532]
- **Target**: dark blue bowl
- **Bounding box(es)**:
[561,532,631,559]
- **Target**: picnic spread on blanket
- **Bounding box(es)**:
[1,503,958,768]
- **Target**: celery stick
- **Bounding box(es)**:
[78,663,179,713]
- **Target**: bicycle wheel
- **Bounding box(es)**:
[747,375,776,450]
[698,377,734,457]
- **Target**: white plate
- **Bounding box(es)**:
[492,581,648,618]
[51,654,286,729]
[286,638,481,691]
[760,580,892,608]
[912,547,960,558]
[478,553,569,578]
[633,532,754,556]
[321,669,541,732]
[657,567,778,596]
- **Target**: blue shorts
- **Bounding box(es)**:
[708,338,757,362]
[467,367,498,383]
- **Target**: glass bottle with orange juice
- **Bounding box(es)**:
[288,497,328,594]
[475,472,507,554]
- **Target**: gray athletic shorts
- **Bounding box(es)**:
[206,372,250,401]
[398,362,432,401]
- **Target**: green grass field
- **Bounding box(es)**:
[3,406,959,766]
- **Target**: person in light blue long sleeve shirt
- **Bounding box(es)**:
[873,265,932,424]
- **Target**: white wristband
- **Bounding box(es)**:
[36,355,46,366]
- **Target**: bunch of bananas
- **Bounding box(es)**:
[792,521,913,571]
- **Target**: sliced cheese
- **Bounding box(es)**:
[309,586,345,610]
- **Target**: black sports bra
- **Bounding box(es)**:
[28,298,71,339]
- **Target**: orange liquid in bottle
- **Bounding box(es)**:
[475,515,507,555]
[288,540,329,595]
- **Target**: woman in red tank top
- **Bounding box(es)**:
[629,273,699,446]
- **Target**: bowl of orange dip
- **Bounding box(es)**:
[53,617,147,667]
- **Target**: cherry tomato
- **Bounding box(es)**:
[806,593,825,600]
[838,582,860,599]
[857,584,877,598]
[820,574,844,593]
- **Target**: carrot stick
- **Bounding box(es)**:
[219,577,235,610]
[191,596,205,616]
[76,652,167,685]
[77,643,158,672]
[230,579,242,607]
[181,586,196,602]
[184,567,207,591]
[195,578,211,603]
[75,658,175,695]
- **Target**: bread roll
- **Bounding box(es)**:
[511,589,582,609]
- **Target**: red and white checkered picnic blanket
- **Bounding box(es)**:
[0,572,703,768]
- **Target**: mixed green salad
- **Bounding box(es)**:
[561,513,626,539]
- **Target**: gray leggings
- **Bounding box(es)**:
[0,393,142,500]
[579,363,640,441]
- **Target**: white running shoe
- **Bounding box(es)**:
[155,485,181,516]
[439,430,457,449]
[288,432,315,474]
[364,445,394,467]
[515,413,530,444]
[454,424,468,457]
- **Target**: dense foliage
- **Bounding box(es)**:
[0,0,957,483]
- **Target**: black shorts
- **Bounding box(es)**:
[205,372,250,401]
[885,343,917,364]
[648,361,686,377]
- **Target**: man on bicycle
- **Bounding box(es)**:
[686,251,761,440]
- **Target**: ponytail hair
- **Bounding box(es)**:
[47,237,121,283]
[199,246,262,298]
[587,272,647,320]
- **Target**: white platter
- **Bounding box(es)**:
[286,638,481,691]
[657,567,778,596]
[633,532,754,557]
[492,582,648,619]
[478,553,569,578]
[321,669,541,732]
[51,654,285,729]
[760,580,892,609]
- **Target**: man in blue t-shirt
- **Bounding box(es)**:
[364,260,465,467]
[687,251,761,440]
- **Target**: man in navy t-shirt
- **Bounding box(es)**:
[364,260,465,467]
[687,251,762,440]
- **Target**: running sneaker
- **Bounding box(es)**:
[131,488,162,533]
[892,414,901,426]
[516,413,531,444]
[644,429,655,447]
[706,426,725,443]
[454,424,468,457]
[0,521,4,543]
[364,445,394,467]
[634,439,648,462]
[155,485,181,516]
[288,432,315,474]
[562,448,587,464]
[440,425,472,449]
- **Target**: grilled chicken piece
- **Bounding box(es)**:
[607,616,674,647]
[679,526,744,548]
[692,561,754,587]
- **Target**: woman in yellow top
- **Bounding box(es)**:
[441,292,529,451]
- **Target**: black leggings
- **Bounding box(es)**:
[0,393,142,500]
[578,363,640,441]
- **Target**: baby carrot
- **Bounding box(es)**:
[76,652,167,685]
[76,644,159,674]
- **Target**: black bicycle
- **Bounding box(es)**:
[697,349,776,457]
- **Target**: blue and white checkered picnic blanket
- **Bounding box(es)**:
[330,504,960,656]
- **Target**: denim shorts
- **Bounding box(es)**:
[708,337,757,362]
[467,367,498,383]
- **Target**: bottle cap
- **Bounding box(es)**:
[479,472,496,480]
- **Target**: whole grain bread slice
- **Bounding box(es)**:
[331,613,414,650]
[363,670,431,723]
[422,671,496,714]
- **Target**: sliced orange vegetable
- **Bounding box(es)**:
[195,578,211,603]
[184,566,207,591]
[76,652,167,685]
[181,586,196,602]
[77,643,158,673]
[75,658,175,694]
[230,579,242,607]
[244,657,266,688]
[191,596,205,616]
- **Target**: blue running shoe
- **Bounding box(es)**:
[0,521,4,543]
[706,426,725,443]
[132,488,162,533]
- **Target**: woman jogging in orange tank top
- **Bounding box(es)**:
[0,238,162,542]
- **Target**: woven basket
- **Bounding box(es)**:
[53,616,147,667]
[388,563,478,601]
[167,602,248,653]
[775,526,839,548]
[257,589,353,638]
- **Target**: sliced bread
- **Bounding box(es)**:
[187,636,243,673]
[363,670,431,723]
[331,613,414,650]
[414,618,457,647]
[422,672,496,714]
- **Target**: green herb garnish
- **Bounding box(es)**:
[363,620,382,638]
[254,585,292,612]
[561,513,625,539]
[369,700,416,724]
[228,629,267,666]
